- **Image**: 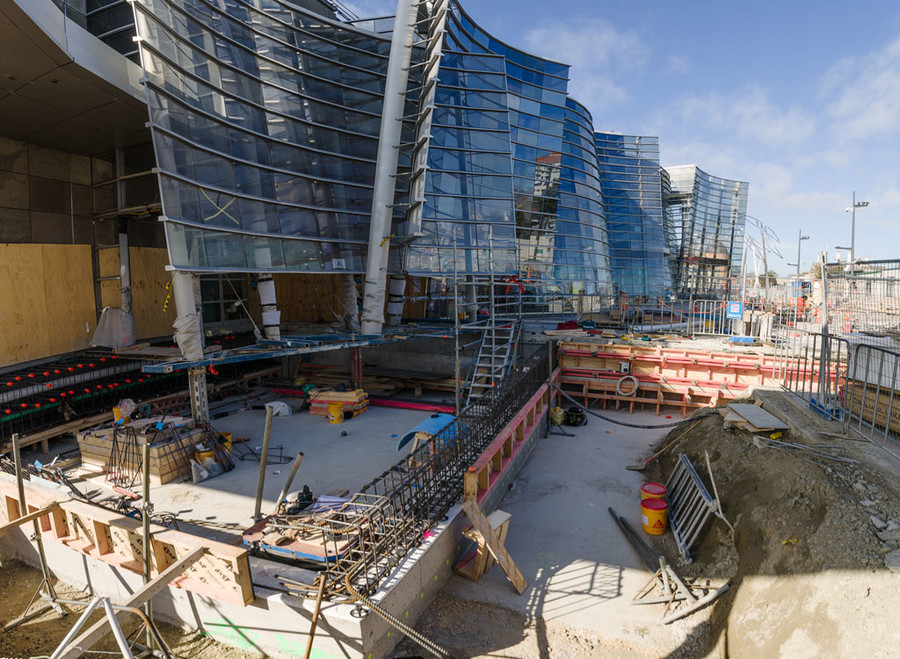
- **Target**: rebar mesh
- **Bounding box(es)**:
[274,346,550,600]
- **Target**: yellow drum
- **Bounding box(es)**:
[640,482,667,500]
[641,498,668,535]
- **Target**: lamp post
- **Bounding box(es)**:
[846,191,869,263]
[786,230,810,297]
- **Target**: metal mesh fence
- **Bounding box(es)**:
[824,259,900,348]
[843,343,900,448]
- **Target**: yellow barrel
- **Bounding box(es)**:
[328,401,344,424]
[641,498,668,535]
[640,482,667,500]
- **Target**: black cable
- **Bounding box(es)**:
[551,383,719,429]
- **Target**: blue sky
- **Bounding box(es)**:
[350,0,900,275]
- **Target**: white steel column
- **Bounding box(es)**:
[118,224,135,346]
[360,0,419,335]
[257,273,281,340]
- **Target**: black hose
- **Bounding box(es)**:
[551,383,719,429]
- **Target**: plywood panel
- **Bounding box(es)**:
[251,273,347,323]
[0,244,94,366]
[42,244,96,355]
[0,244,48,363]
[129,247,175,340]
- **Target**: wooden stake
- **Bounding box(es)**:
[304,575,327,659]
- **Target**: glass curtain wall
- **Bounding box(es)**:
[404,51,518,276]
[665,165,748,299]
[131,0,392,273]
[595,133,671,299]
[438,2,613,310]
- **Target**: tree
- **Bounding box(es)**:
[758,270,778,287]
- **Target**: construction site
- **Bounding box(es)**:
[2,0,900,658]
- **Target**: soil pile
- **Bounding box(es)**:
[648,410,900,657]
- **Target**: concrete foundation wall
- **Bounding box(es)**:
[0,504,466,659]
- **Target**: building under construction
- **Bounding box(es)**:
[2,1,900,657]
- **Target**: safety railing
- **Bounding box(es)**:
[843,343,900,447]
[774,330,850,421]
[689,299,729,337]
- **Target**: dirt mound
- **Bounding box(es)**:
[646,410,900,657]
[0,559,258,659]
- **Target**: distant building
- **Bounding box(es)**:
[665,165,749,299]
[594,133,672,299]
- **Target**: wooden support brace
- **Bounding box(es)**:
[55,547,205,659]
[0,502,59,538]
[461,500,527,595]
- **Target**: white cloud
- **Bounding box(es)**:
[522,19,649,110]
[822,36,900,141]
[665,55,691,75]
[668,85,817,151]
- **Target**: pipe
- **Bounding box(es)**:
[360,0,419,335]
[50,598,103,659]
[172,271,204,361]
[273,452,304,515]
[101,597,136,658]
[253,406,275,521]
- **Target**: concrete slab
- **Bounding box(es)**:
[442,408,685,654]
[75,403,437,534]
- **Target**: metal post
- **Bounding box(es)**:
[253,406,275,521]
[850,190,856,264]
[360,0,419,335]
[141,440,153,650]
[187,367,209,426]
[453,234,461,419]
[13,434,59,600]
[119,221,135,346]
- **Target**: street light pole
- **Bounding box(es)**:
[847,190,869,263]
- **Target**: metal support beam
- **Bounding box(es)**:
[118,221,135,346]
[360,0,419,335]
[187,367,209,426]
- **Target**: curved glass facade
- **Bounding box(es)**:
[436,3,613,303]
[129,0,746,304]
[133,0,393,273]
[404,50,518,276]
[665,165,748,299]
[595,133,672,298]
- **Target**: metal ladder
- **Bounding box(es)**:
[463,318,520,410]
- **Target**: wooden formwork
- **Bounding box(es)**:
[0,475,254,606]
[463,383,549,507]
[557,341,792,416]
